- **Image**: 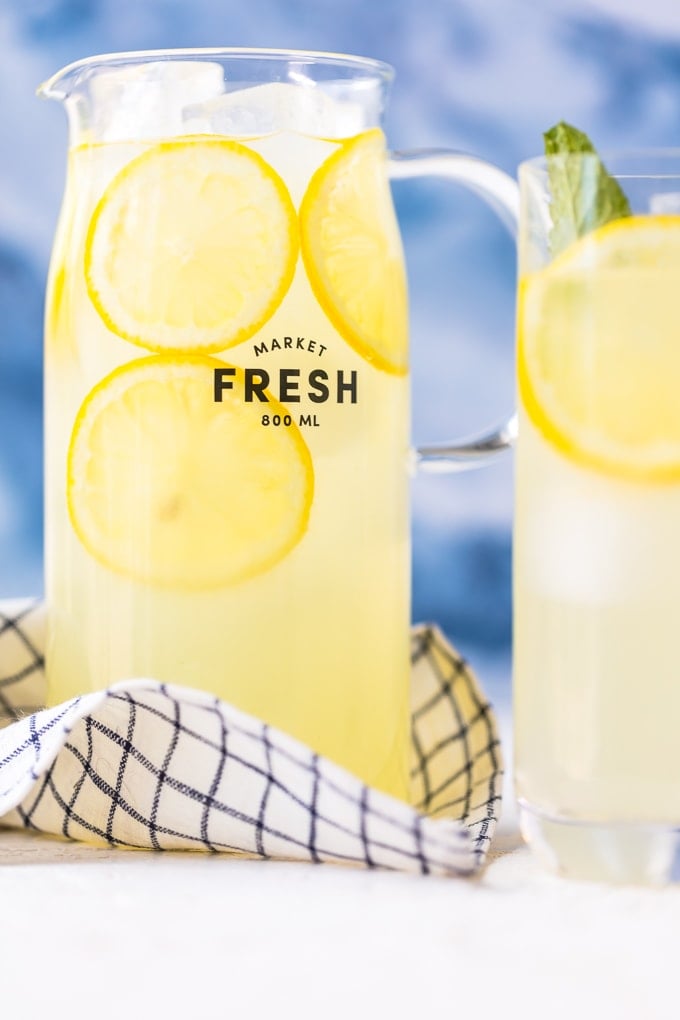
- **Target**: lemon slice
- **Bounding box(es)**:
[519,215,680,482]
[85,139,298,353]
[67,355,314,587]
[300,129,408,375]
[46,260,71,356]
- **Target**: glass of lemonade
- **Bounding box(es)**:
[39,49,518,801]
[515,152,680,883]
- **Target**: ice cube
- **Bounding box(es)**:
[524,482,631,604]
[183,81,367,138]
[649,192,680,214]
[522,458,679,606]
[89,61,225,142]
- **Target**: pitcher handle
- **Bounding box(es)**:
[389,149,520,472]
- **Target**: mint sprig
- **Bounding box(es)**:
[544,121,631,256]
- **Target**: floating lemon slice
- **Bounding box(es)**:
[85,139,298,353]
[67,355,314,587]
[300,129,408,375]
[519,215,680,482]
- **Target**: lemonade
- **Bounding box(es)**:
[515,216,680,837]
[44,72,411,799]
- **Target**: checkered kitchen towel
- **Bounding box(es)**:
[0,599,502,877]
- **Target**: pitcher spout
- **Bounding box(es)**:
[38,59,80,102]
[37,51,132,101]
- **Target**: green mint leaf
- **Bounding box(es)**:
[543,121,632,256]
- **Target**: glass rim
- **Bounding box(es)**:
[520,149,680,178]
[38,47,395,101]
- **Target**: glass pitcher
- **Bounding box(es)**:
[39,48,518,800]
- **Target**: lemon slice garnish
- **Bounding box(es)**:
[299,130,408,375]
[85,139,298,353]
[67,355,314,587]
[519,215,680,482]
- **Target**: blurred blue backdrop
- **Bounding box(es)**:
[1,0,680,687]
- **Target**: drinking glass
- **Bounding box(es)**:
[515,151,680,883]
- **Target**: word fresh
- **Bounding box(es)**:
[214,367,358,404]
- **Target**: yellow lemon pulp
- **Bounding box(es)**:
[518,215,680,482]
[85,138,299,353]
[46,259,72,357]
[299,129,408,375]
[67,355,314,588]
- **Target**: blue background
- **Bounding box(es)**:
[1,0,679,689]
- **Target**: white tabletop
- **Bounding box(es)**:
[1,822,678,1020]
